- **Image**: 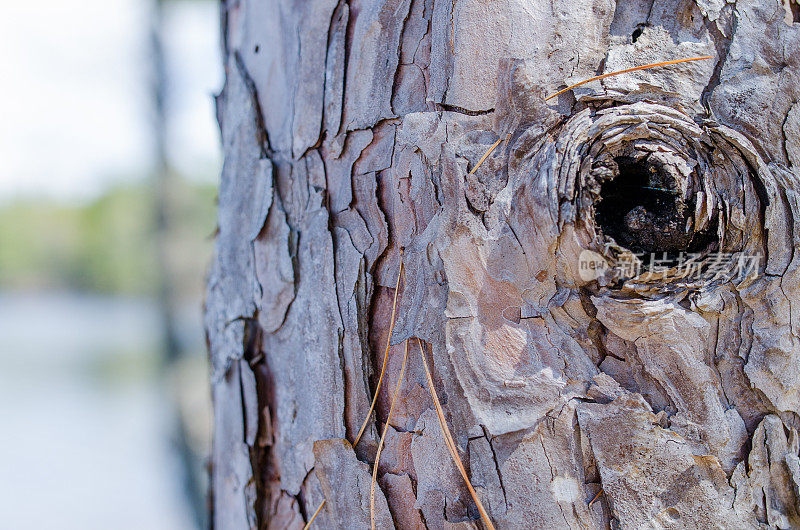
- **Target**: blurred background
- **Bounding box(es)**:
[0,0,220,528]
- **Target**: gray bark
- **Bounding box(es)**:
[206,0,800,527]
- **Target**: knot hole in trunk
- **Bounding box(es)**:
[594,156,716,256]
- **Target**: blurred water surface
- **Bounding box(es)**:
[0,0,219,525]
[0,292,198,529]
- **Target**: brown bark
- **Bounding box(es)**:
[206,0,800,527]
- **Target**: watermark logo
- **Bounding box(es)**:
[578,250,609,281]
[577,250,762,283]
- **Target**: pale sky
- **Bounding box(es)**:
[0,0,222,203]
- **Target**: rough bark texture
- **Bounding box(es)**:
[207,0,800,527]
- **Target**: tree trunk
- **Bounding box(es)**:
[206,0,800,527]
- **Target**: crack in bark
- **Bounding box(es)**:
[233,50,272,156]
[539,432,574,530]
[700,4,736,113]
[436,103,495,116]
[482,425,508,509]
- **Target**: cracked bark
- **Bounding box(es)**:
[208,0,800,527]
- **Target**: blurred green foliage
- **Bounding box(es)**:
[0,178,217,296]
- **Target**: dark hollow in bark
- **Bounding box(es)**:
[594,155,718,255]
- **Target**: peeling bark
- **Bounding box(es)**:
[208,0,800,527]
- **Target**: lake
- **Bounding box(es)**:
[0,291,205,529]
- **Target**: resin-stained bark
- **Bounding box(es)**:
[207,0,800,527]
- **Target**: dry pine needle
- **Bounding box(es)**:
[370,340,409,530]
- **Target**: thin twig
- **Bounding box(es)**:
[544,56,713,101]
[354,256,405,447]
[417,339,496,530]
[468,136,503,176]
[588,488,604,507]
[303,499,325,530]
[370,340,409,530]
[308,258,403,530]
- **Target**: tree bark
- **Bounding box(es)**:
[206,0,800,527]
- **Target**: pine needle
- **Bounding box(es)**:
[544,56,713,101]
[308,258,403,530]
[303,499,325,530]
[417,339,496,530]
[354,257,405,447]
[468,137,503,176]
[370,340,409,530]
[588,488,604,507]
